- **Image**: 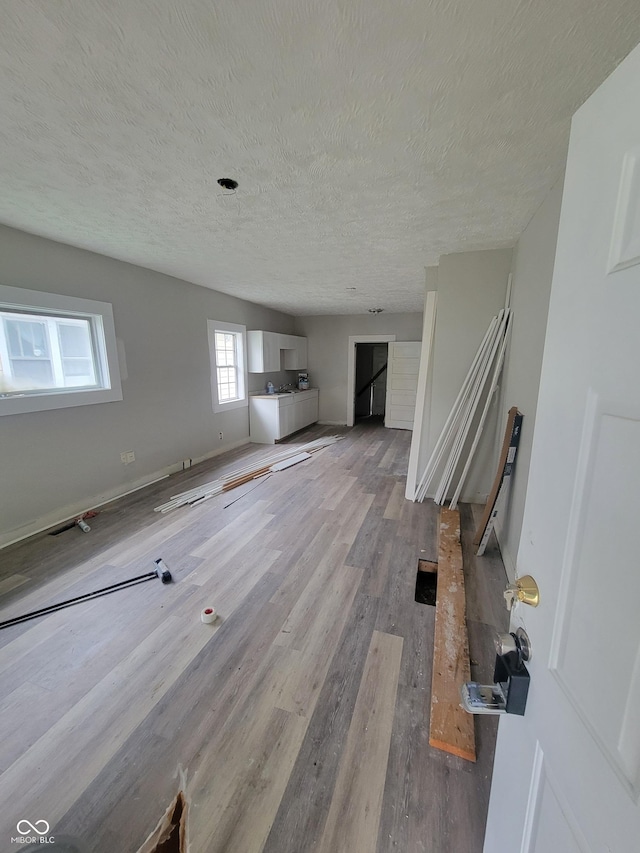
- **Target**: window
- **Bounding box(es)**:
[1,313,97,391]
[0,285,123,416]
[208,320,247,413]
[215,331,239,402]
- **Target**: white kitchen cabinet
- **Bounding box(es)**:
[249,389,319,443]
[296,392,318,429]
[247,331,308,373]
[247,330,282,373]
[278,395,297,438]
[283,336,307,370]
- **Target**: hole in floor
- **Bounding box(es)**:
[415,559,438,606]
[137,791,187,853]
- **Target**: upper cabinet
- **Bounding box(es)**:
[247,331,281,372]
[281,335,308,370]
[247,331,308,373]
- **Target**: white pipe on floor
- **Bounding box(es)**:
[160,437,336,504]
[154,436,344,512]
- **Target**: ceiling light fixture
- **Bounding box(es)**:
[368,308,384,314]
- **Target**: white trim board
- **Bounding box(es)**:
[346,334,396,427]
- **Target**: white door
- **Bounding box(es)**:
[384,342,421,429]
[484,44,640,853]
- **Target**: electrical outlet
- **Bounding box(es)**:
[121,451,135,464]
[219,432,224,440]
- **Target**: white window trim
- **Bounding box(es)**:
[208,319,248,413]
[0,284,123,416]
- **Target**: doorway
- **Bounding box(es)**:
[346,334,396,427]
[354,343,388,422]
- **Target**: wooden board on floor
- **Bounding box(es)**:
[429,507,476,762]
[473,407,522,547]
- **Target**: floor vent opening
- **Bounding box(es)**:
[415,560,438,606]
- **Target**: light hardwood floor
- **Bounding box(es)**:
[0,422,508,853]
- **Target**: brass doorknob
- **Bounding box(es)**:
[504,575,540,609]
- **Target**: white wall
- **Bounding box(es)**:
[494,175,564,578]
[293,313,423,424]
[0,225,296,546]
[425,248,513,502]
[410,195,564,565]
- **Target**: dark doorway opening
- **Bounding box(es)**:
[354,343,388,422]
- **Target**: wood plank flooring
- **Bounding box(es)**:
[0,422,508,853]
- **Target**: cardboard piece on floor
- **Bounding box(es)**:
[429,507,476,763]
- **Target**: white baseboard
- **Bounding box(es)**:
[190,438,249,467]
[0,437,250,550]
[318,420,347,426]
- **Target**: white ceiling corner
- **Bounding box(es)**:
[1,0,639,315]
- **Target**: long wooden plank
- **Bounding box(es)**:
[473,407,522,546]
[429,507,476,762]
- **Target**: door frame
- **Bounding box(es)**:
[346,334,396,427]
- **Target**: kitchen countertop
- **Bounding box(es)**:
[251,388,318,400]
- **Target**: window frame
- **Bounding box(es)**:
[207,319,247,413]
[0,285,123,416]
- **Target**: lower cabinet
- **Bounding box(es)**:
[249,389,319,444]
[279,396,297,439]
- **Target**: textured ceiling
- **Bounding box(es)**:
[1,2,640,315]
